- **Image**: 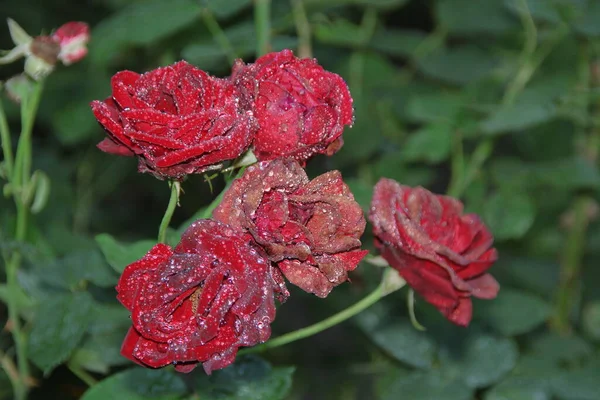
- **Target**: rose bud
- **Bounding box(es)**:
[92,61,255,180]
[231,49,353,164]
[369,178,499,327]
[213,158,368,298]
[52,21,89,65]
[116,219,284,374]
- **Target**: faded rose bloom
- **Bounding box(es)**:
[369,178,499,327]
[92,61,254,179]
[231,49,353,164]
[117,219,284,374]
[213,158,367,298]
[52,21,89,65]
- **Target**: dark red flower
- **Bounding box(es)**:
[116,219,284,374]
[92,61,255,179]
[369,178,499,326]
[213,158,367,298]
[51,22,89,65]
[231,49,353,164]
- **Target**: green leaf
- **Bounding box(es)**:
[95,234,156,273]
[367,319,437,369]
[206,0,251,19]
[29,292,94,373]
[405,92,464,123]
[529,332,593,365]
[402,123,452,164]
[91,0,202,65]
[529,157,600,190]
[346,178,374,212]
[52,101,98,145]
[583,301,600,341]
[354,0,409,8]
[81,368,187,400]
[182,21,297,70]
[573,0,600,37]
[416,45,497,85]
[451,334,519,388]
[504,0,562,24]
[484,191,536,240]
[492,256,560,298]
[379,369,473,400]
[194,356,294,400]
[373,153,437,187]
[552,359,600,400]
[481,102,557,135]
[437,0,518,36]
[0,283,35,320]
[34,250,118,289]
[481,73,573,135]
[77,305,132,372]
[314,19,366,48]
[369,29,426,57]
[485,378,551,400]
[475,288,551,335]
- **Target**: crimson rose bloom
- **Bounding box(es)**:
[369,178,499,326]
[231,49,353,164]
[92,61,254,179]
[213,158,367,298]
[117,219,283,374]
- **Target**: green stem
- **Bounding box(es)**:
[446,128,464,198]
[158,181,181,244]
[0,96,13,179]
[291,0,311,58]
[4,79,45,400]
[68,362,97,387]
[239,284,384,355]
[13,80,44,191]
[254,0,271,57]
[551,196,591,334]
[201,8,238,64]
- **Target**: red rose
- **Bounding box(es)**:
[231,49,353,164]
[213,158,367,298]
[92,61,255,179]
[116,219,283,374]
[51,22,89,65]
[369,178,499,326]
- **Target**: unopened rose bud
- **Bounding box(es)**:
[52,22,89,65]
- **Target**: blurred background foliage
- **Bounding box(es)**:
[2,0,600,399]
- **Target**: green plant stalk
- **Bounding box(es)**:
[291,0,311,58]
[446,128,464,198]
[0,97,13,178]
[552,196,591,333]
[254,0,271,57]
[201,8,238,65]
[239,283,384,355]
[13,80,44,190]
[67,362,97,387]
[158,181,181,244]
[5,80,45,400]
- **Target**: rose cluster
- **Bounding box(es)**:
[95,50,366,373]
[116,159,367,373]
[95,49,499,375]
[92,49,353,180]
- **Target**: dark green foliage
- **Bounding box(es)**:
[2,0,600,399]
